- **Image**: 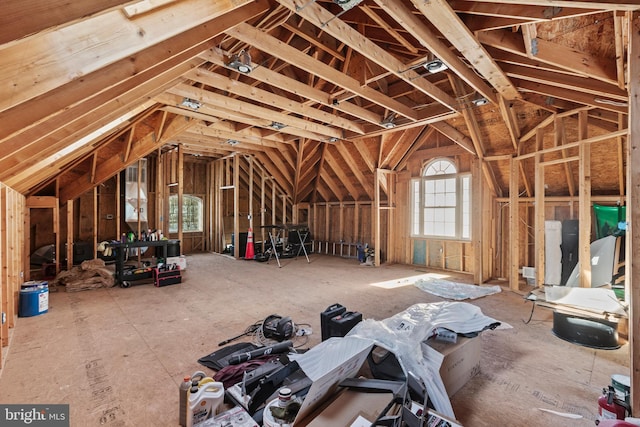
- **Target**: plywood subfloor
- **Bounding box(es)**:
[0,253,629,426]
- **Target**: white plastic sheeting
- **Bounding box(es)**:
[347,302,502,419]
[414,278,501,300]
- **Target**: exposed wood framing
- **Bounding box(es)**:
[627,12,639,416]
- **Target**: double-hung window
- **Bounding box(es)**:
[169,194,204,233]
[411,159,471,240]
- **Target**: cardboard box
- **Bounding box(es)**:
[291,337,374,424]
[166,255,187,270]
[422,336,481,397]
[299,378,404,427]
[301,388,395,427]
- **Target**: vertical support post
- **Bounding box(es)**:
[93,187,98,259]
[374,169,381,266]
[534,152,545,287]
[66,200,73,272]
[627,11,640,416]
[473,157,483,284]
[116,173,121,240]
[578,111,591,288]
[509,157,520,291]
[233,154,239,259]
[177,146,184,250]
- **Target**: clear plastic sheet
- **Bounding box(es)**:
[347,302,502,419]
[414,278,502,300]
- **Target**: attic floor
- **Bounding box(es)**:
[0,253,629,427]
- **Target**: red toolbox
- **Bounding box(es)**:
[154,265,181,287]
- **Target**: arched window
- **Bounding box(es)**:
[411,159,471,239]
[169,194,203,233]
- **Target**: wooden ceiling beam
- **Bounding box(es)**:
[319,168,347,202]
[374,0,498,105]
[0,1,267,164]
[0,0,255,114]
[225,23,419,124]
[502,63,628,101]
[58,114,195,201]
[360,5,419,55]
[255,152,293,196]
[163,86,341,140]
[516,79,628,114]
[282,16,345,61]
[323,149,361,201]
[450,1,595,20]
[478,29,618,85]
[199,49,382,126]
[410,0,521,101]
[186,125,281,149]
[334,142,374,200]
[429,122,476,154]
[2,0,134,45]
[278,0,459,113]
[0,57,199,184]
[186,68,365,135]
[453,0,640,11]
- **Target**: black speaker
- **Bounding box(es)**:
[321,303,346,341]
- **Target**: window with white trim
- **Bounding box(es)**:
[169,194,203,233]
[411,159,471,240]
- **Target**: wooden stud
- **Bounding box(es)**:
[178,146,184,251]
[578,110,592,288]
[534,151,545,287]
[509,157,520,291]
[66,200,73,272]
[627,11,640,416]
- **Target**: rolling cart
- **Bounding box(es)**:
[108,240,180,287]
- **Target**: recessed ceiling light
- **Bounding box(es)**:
[424,59,448,74]
[381,114,397,129]
[181,98,201,110]
[472,97,489,106]
[226,50,253,74]
[270,121,287,130]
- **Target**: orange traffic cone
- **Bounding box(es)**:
[245,228,255,260]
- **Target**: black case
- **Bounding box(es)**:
[154,266,181,287]
[327,311,363,339]
[321,303,347,341]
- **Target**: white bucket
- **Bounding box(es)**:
[186,381,224,427]
[262,398,291,427]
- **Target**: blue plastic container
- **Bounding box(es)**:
[19,281,48,317]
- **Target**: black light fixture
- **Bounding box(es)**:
[424,58,448,74]
[226,50,253,74]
